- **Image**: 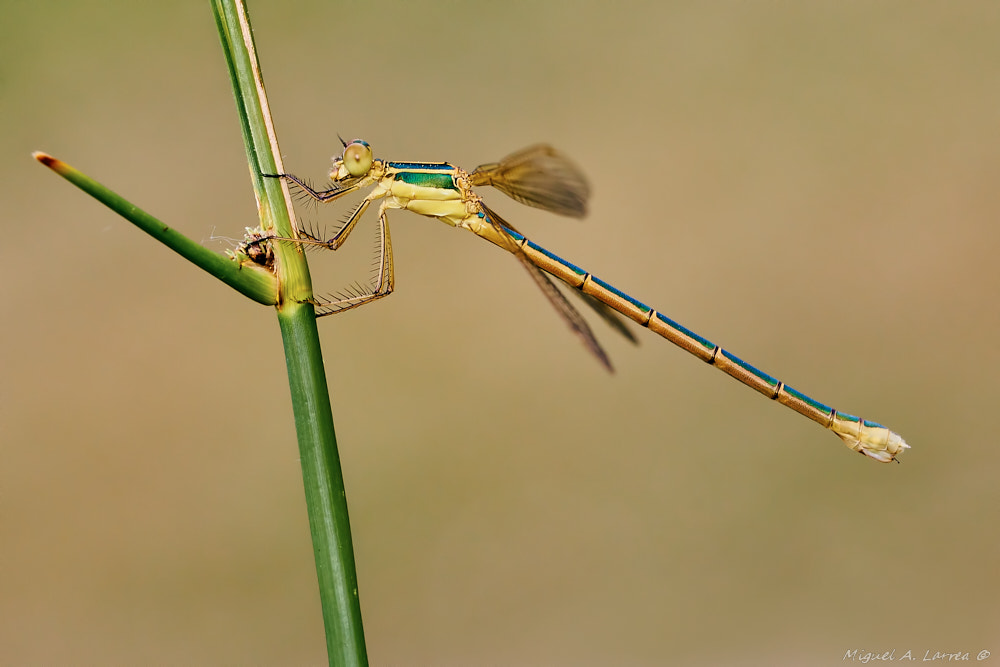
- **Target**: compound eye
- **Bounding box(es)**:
[342,140,373,177]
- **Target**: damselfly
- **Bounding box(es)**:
[258,139,909,463]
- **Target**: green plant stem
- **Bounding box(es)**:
[32,152,278,305]
[34,0,368,662]
[278,303,365,659]
[212,1,368,664]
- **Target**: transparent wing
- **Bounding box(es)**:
[514,248,615,372]
[575,291,639,345]
[481,203,626,372]
[470,145,590,218]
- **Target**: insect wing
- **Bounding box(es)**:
[471,145,590,218]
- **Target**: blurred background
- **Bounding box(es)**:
[3,2,999,664]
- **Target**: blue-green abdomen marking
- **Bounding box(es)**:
[591,275,651,314]
[388,161,454,171]
[394,171,458,190]
[527,239,587,277]
[655,313,716,351]
[719,350,779,388]
[501,225,524,241]
[783,385,833,415]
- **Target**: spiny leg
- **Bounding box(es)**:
[313,208,395,317]
[269,195,374,252]
[257,172,371,251]
[260,173,393,315]
[324,196,373,250]
[262,172,360,203]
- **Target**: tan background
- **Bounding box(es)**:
[3,2,998,664]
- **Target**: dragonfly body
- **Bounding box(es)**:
[259,139,909,463]
[380,161,499,236]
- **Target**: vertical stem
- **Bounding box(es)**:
[278,303,367,665]
[212,1,368,663]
